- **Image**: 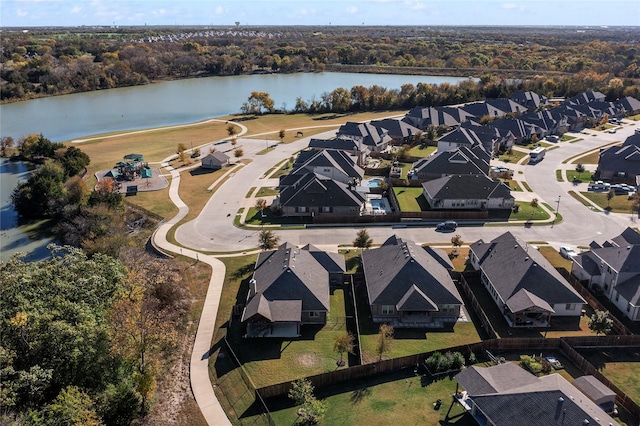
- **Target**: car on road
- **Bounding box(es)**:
[436,221,457,231]
[559,246,577,259]
[608,128,617,134]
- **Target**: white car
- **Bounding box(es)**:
[559,246,577,259]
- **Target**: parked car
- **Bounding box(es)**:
[546,135,559,143]
[608,128,617,134]
[436,221,457,231]
[588,181,611,191]
[559,246,577,259]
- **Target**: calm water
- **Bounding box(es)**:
[0,72,470,259]
[0,72,471,142]
[0,158,56,263]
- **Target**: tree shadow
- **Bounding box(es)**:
[189,167,216,176]
[349,387,371,404]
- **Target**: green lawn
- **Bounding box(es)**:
[510,202,551,221]
[500,178,522,191]
[566,170,592,183]
[407,145,436,158]
[232,287,352,388]
[268,370,474,426]
[393,187,428,212]
[255,187,279,197]
[571,150,601,164]
[498,149,528,163]
[555,170,564,182]
[580,192,635,213]
[560,134,578,142]
[359,322,482,363]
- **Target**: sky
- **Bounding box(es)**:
[1,0,639,28]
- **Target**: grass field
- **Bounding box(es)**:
[510,201,551,221]
[407,144,436,158]
[268,370,474,426]
[500,178,522,191]
[566,169,593,183]
[570,150,601,164]
[580,191,635,213]
[498,149,528,163]
[393,187,428,212]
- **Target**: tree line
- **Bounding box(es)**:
[2,25,639,102]
[2,135,191,425]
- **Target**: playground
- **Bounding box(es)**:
[95,153,169,194]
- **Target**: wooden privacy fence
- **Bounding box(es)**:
[255,336,640,424]
[458,272,498,339]
[565,274,633,336]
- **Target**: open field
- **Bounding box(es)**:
[73,119,231,176]
[234,110,407,142]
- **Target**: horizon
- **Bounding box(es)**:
[2,0,639,28]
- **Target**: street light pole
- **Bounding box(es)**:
[551,195,561,228]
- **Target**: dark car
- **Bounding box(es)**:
[436,221,457,231]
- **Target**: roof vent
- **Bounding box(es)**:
[525,257,529,261]
[558,397,564,402]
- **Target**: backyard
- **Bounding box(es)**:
[393,187,428,212]
[267,370,475,426]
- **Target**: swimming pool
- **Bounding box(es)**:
[368,178,384,188]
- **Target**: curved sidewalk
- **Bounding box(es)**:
[154,161,232,426]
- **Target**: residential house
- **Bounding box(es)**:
[408,146,490,181]
[278,172,366,217]
[460,121,516,154]
[596,137,640,183]
[241,242,341,337]
[519,110,567,137]
[509,90,548,112]
[337,121,392,153]
[283,149,363,186]
[201,151,230,169]
[307,137,370,166]
[404,106,466,130]
[361,235,463,328]
[470,232,586,327]
[437,127,485,153]
[455,363,620,426]
[460,101,507,120]
[571,227,640,321]
[568,91,606,105]
[615,96,640,116]
[485,98,527,115]
[488,117,545,143]
[422,174,514,210]
[370,118,420,144]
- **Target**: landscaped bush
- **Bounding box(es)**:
[425,351,465,374]
[519,355,543,374]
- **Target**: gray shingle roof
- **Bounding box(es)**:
[422,174,513,201]
[279,172,366,209]
[361,236,462,308]
[612,227,640,246]
[470,232,585,310]
[456,364,620,426]
[411,146,490,178]
[291,149,363,180]
[572,375,616,404]
[592,245,640,274]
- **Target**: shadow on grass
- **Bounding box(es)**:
[189,167,217,176]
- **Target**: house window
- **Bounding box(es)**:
[309,311,319,318]
[321,206,332,213]
[298,206,308,213]
[565,304,575,310]
[323,168,331,173]
[382,305,394,315]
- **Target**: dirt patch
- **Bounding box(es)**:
[296,353,321,368]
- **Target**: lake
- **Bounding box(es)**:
[0,72,472,142]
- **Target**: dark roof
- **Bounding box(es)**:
[308,137,362,152]
[279,172,366,209]
[470,232,585,311]
[411,146,490,178]
[615,276,640,305]
[242,242,336,323]
[622,134,640,148]
[486,98,527,114]
[615,96,640,114]
[489,117,542,139]
[612,227,640,246]
[456,364,620,426]
[592,245,640,274]
[290,149,363,181]
[203,151,230,163]
[370,118,419,140]
[598,144,640,178]
[460,101,507,119]
[337,122,391,148]
[361,236,462,308]
[243,294,302,322]
[568,91,606,105]
[509,90,548,111]
[422,174,513,201]
[438,127,484,148]
[301,243,346,275]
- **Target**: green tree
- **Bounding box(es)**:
[451,234,463,256]
[234,148,243,160]
[258,229,280,250]
[375,324,394,361]
[43,386,102,426]
[288,378,314,406]
[227,124,238,137]
[530,198,539,208]
[0,136,14,157]
[333,333,355,366]
[588,310,613,335]
[575,163,585,181]
[242,91,275,114]
[59,146,90,177]
[279,129,286,142]
[288,379,326,425]
[11,159,66,219]
[353,228,373,250]
[607,189,615,208]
